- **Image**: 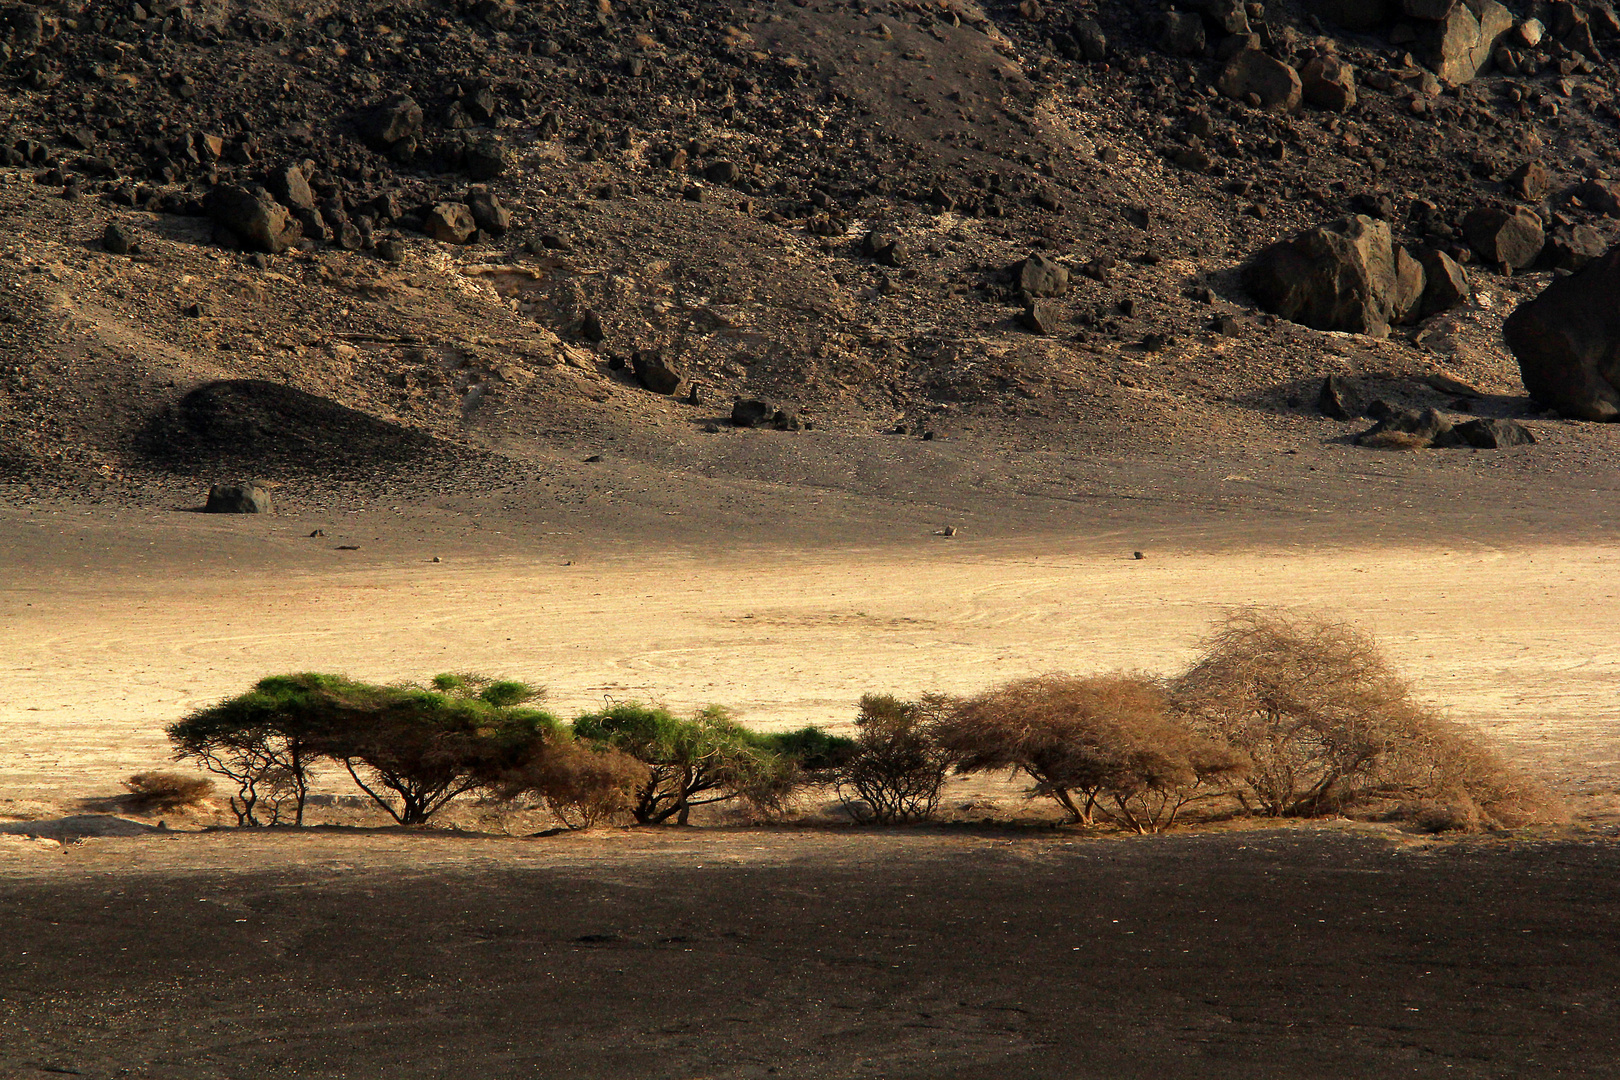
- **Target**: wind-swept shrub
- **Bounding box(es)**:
[938,674,1247,832]
[572,703,797,824]
[836,694,953,824]
[123,771,215,811]
[1171,609,1555,828]
[500,736,647,829]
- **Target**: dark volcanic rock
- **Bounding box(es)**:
[1300,54,1357,111]
[1017,253,1070,297]
[206,185,303,254]
[265,162,315,212]
[1545,224,1606,271]
[1425,0,1515,85]
[1021,299,1061,335]
[205,482,273,513]
[1418,248,1473,315]
[1463,205,1545,270]
[1437,417,1537,448]
[465,188,512,234]
[631,349,681,395]
[102,222,136,255]
[731,398,773,427]
[1504,247,1620,420]
[1319,374,1360,420]
[1217,50,1303,112]
[357,95,423,147]
[1243,215,1400,337]
[1355,406,1453,446]
[426,202,477,244]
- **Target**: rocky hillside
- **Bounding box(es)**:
[2,0,1619,491]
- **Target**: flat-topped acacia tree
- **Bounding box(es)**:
[170,673,558,826]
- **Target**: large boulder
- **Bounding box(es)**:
[206,185,303,254]
[1417,248,1472,315]
[1300,54,1358,111]
[1217,49,1303,111]
[1503,246,1620,420]
[631,349,681,395]
[426,202,477,244]
[205,483,273,513]
[1425,0,1516,84]
[1243,215,1400,336]
[357,95,423,147]
[1463,205,1545,269]
[265,162,315,212]
[1017,253,1070,297]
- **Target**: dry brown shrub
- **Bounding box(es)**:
[937,674,1249,833]
[123,771,215,810]
[1172,608,1560,828]
[1360,431,1428,450]
[502,738,647,829]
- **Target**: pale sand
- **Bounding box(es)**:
[3,529,1617,804]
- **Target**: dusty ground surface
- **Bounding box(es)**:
[3,825,1620,1079]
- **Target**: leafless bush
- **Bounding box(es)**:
[937,674,1248,833]
[123,771,215,810]
[836,694,954,824]
[1172,608,1558,828]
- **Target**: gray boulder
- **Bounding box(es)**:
[1503,246,1620,420]
[1436,418,1536,448]
[426,202,477,244]
[1418,248,1473,315]
[357,95,423,147]
[1161,11,1206,55]
[205,483,273,513]
[265,162,315,212]
[1243,215,1400,337]
[464,188,512,234]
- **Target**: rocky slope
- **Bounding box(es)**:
[2,0,1620,502]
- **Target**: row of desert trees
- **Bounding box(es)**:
[164,611,1554,833]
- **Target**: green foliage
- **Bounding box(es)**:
[760,726,859,773]
[571,702,797,824]
[169,673,558,826]
[836,694,953,824]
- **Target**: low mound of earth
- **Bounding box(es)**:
[139,378,446,476]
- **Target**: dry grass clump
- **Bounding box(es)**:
[123,771,215,810]
[1359,431,1429,450]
